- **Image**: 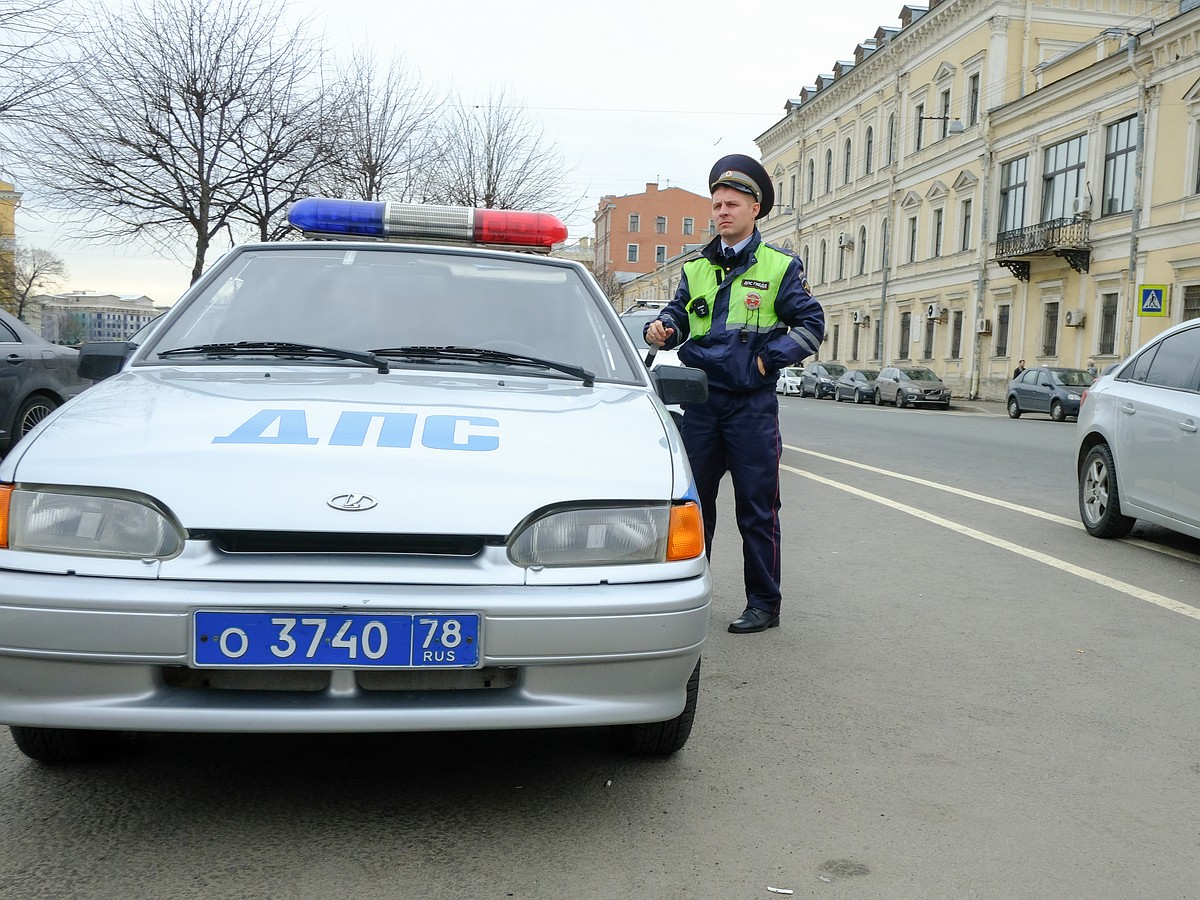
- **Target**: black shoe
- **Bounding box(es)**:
[727,607,780,634]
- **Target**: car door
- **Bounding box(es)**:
[0,317,31,440]
[877,368,897,403]
[1113,326,1200,523]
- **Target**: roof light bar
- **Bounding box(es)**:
[288,198,568,251]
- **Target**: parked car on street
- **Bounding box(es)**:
[1076,317,1200,540]
[873,366,951,409]
[1007,366,1094,421]
[776,365,804,396]
[800,362,846,399]
[834,368,879,404]
[0,307,89,456]
[0,198,712,764]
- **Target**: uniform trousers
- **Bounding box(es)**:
[680,386,783,615]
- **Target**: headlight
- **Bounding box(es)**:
[0,485,184,559]
[1067,393,1080,401]
[509,502,703,567]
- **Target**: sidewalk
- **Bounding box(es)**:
[950,398,1007,415]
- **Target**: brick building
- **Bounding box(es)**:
[592,183,712,291]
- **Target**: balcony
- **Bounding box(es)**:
[994,217,1091,282]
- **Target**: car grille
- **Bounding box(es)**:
[193,530,493,556]
[161,666,518,692]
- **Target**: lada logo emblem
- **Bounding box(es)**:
[327,493,378,511]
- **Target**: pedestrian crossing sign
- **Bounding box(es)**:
[1137,285,1168,316]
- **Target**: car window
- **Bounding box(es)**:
[1138,327,1200,390]
[1037,371,1053,387]
[0,318,20,342]
[824,364,847,377]
[902,368,938,381]
[1127,343,1158,383]
[860,370,879,380]
[1053,369,1094,386]
[1018,369,1037,385]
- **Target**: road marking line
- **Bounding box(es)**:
[782,464,1200,622]
[784,444,1200,566]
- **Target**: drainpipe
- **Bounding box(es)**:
[1123,33,1149,358]
[969,139,992,400]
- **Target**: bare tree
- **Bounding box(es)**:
[319,48,444,203]
[0,0,71,130]
[17,0,318,283]
[0,243,67,319]
[424,86,577,218]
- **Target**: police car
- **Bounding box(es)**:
[0,198,711,763]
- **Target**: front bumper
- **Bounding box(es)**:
[0,570,711,733]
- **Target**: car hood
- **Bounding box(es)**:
[4,367,674,535]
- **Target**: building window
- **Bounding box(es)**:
[1042,301,1060,356]
[627,244,639,263]
[807,158,815,201]
[960,198,973,251]
[951,310,964,359]
[832,324,841,360]
[683,217,694,235]
[968,73,980,126]
[655,216,667,234]
[923,317,935,359]
[708,219,715,236]
[789,174,796,209]
[1041,135,1087,221]
[932,208,944,257]
[999,156,1027,233]
[864,127,874,175]
[1099,292,1118,354]
[844,139,852,185]
[802,244,810,267]
[837,239,846,280]
[825,150,833,193]
[857,226,867,276]
[939,89,951,139]
[915,103,925,151]
[655,245,666,264]
[1183,284,1200,321]
[852,321,861,360]
[819,240,828,283]
[907,216,918,263]
[1103,116,1135,216]
[873,319,882,360]
[880,218,888,269]
[629,214,639,233]
[995,304,1010,357]
[886,113,896,165]
[898,312,912,358]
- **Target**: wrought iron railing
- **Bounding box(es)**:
[995,217,1090,257]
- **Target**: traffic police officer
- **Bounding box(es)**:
[645,154,824,634]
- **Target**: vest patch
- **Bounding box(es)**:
[742,279,770,290]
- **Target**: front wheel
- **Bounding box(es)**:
[1079,444,1136,538]
[854,389,863,404]
[10,726,122,764]
[613,659,700,756]
[13,394,59,443]
[834,390,843,402]
[1007,397,1022,419]
[1050,400,1066,422]
[873,390,882,406]
[895,392,905,408]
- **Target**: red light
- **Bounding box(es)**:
[474,210,568,249]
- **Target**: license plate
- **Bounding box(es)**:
[192,611,480,668]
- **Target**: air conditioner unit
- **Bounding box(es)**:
[852,309,868,325]
[926,302,943,320]
[837,232,853,249]
[1072,197,1091,218]
[1064,308,1086,327]
[975,318,992,334]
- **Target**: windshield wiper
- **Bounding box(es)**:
[371,345,595,386]
[158,341,390,373]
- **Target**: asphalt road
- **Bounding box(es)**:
[3,397,1199,899]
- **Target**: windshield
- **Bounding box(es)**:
[782,367,803,378]
[901,367,940,382]
[1051,368,1095,387]
[858,370,880,381]
[823,364,847,377]
[142,246,640,382]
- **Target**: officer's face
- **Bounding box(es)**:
[712,186,759,244]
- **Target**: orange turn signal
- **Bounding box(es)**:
[0,484,11,548]
[666,501,704,560]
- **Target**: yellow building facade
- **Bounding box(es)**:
[0,179,21,313]
[627,0,1199,399]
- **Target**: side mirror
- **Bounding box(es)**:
[79,341,137,381]
[651,365,708,407]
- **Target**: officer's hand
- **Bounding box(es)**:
[757,357,766,375]
[645,321,674,347]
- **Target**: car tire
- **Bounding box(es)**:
[1079,444,1136,539]
[613,659,700,756]
[873,390,882,406]
[854,389,862,404]
[13,394,59,443]
[834,390,843,402]
[9,726,122,764]
[1007,397,1022,419]
[895,392,904,408]
[1050,400,1066,422]
[939,403,950,411]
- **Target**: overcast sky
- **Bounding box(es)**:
[17,0,903,305]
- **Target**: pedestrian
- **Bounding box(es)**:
[1013,359,1026,379]
[1087,360,1098,377]
[644,154,825,634]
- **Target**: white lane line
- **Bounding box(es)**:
[783,464,1200,622]
[785,444,1200,565]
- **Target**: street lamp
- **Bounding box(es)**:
[919,114,965,136]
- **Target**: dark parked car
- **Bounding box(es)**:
[874,366,951,409]
[834,368,879,403]
[0,308,88,454]
[800,362,847,399]
[1007,366,1094,421]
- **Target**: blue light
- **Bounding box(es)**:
[288,198,386,237]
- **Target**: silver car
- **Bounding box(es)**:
[874,366,951,409]
[0,198,712,763]
[1076,317,1200,540]
[775,365,804,396]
